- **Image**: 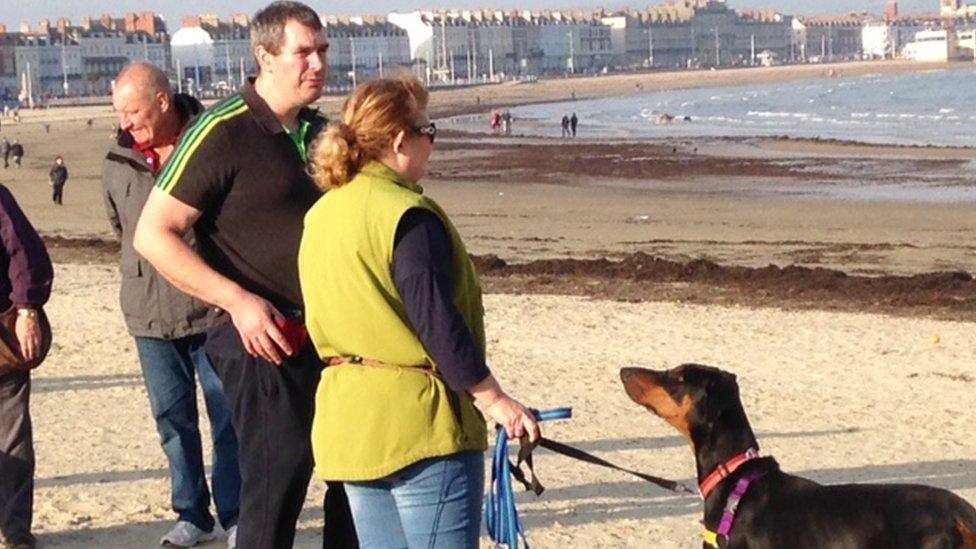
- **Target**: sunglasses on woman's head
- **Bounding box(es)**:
[413,122,436,143]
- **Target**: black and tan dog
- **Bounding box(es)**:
[620,363,976,549]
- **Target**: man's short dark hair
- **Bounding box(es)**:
[252,1,323,55]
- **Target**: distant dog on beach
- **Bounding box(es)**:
[654,113,674,125]
[620,363,976,549]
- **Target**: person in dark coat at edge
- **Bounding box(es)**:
[103,62,242,548]
[48,157,67,206]
[0,184,54,549]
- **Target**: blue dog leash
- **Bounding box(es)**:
[486,407,695,548]
[486,407,572,549]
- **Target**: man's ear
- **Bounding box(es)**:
[391,130,407,155]
[255,45,272,73]
[156,91,171,113]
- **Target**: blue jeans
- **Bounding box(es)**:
[343,451,485,548]
[135,334,240,532]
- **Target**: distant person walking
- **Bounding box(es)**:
[0,184,54,549]
[570,112,578,137]
[1,138,9,169]
[501,110,512,135]
[9,141,22,168]
[48,157,67,205]
[561,114,571,137]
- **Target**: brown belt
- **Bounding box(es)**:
[325,356,439,377]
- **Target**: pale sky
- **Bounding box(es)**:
[0,0,934,30]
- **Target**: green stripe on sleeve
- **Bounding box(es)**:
[157,96,244,184]
[156,97,248,193]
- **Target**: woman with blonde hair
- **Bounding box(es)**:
[299,75,540,547]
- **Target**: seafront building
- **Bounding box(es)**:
[321,16,412,87]
[171,14,252,94]
[0,12,168,100]
[903,28,964,60]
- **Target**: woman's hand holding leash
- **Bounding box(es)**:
[486,396,541,443]
[470,374,541,443]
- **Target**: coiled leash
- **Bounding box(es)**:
[486,408,694,548]
[486,408,571,548]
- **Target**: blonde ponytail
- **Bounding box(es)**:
[309,123,364,190]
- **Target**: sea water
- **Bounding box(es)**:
[448,68,976,147]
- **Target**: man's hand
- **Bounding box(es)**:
[15,313,41,361]
[226,291,293,365]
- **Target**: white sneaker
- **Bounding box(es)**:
[160,521,217,547]
[226,525,237,549]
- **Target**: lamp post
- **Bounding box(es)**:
[350,36,357,88]
[566,30,575,73]
[647,25,654,67]
[225,43,233,91]
[714,26,720,66]
[60,37,69,96]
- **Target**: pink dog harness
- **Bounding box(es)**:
[703,470,768,548]
[699,447,763,548]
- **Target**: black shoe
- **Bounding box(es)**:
[3,532,36,549]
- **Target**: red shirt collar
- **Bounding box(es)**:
[132,134,179,175]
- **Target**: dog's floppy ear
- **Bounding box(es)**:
[703,371,740,424]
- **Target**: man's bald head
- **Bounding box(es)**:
[115,62,171,101]
[112,62,180,148]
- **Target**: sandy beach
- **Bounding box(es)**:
[29,266,976,547]
[0,59,973,547]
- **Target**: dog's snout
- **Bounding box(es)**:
[620,367,640,382]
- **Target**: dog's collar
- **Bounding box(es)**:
[699,447,759,499]
[702,469,768,548]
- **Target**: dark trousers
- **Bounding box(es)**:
[0,370,33,542]
[204,323,357,548]
[51,184,63,205]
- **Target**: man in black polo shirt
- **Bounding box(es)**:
[134,2,356,547]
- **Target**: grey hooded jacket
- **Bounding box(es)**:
[102,94,219,338]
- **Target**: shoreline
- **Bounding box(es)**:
[426,59,972,118]
[429,61,976,151]
[2,57,973,321]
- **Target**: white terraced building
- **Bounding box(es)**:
[171,15,254,94]
[389,9,613,81]
[903,28,963,61]
[322,16,411,86]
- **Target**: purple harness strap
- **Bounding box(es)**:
[716,471,767,540]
